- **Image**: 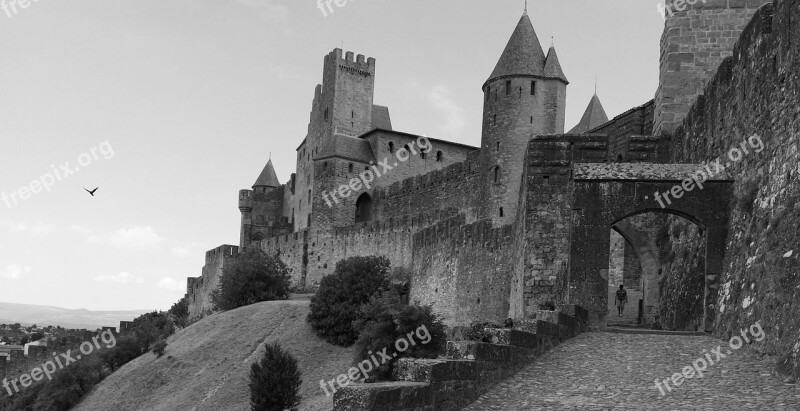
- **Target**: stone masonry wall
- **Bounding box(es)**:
[654,0,772,135]
[666,0,800,373]
[609,231,626,287]
[410,216,518,327]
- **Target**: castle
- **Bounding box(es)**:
[187,0,800,366]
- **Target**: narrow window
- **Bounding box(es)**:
[308,189,311,202]
[351,110,354,118]
[348,163,353,173]
[493,114,497,125]
[420,151,426,160]
[505,80,511,95]
[436,151,443,162]
[324,162,328,170]
[324,108,329,121]
[530,116,533,124]
[531,81,536,95]
[499,207,504,217]
[496,142,500,152]
[389,142,395,153]
[494,166,500,183]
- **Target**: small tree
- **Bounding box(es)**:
[152,340,167,357]
[169,297,190,328]
[353,290,447,381]
[212,248,291,311]
[308,256,391,346]
[249,342,302,411]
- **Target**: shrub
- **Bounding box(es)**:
[249,342,302,411]
[352,290,447,381]
[308,256,391,346]
[169,297,190,328]
[212,248,291,311]
[461,321,503,343]
[152,340,167,357]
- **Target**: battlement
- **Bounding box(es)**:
[413,216,515,251]
[374,151,482,200]
[325,48,376,74]
[527,134,610,168]
[205,244,239,264]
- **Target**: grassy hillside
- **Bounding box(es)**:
[73,300,352,411]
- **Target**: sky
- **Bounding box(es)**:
[0,0,667,311]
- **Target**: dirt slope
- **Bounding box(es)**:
[74,300,352,411]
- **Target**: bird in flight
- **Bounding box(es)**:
[84,187,99,196]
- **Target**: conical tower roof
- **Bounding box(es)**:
[543,46,568,84]
[253,159,281,188]
[486,13,547,84]
[568,94,609,134]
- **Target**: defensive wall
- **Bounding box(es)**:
[661,0,800,373]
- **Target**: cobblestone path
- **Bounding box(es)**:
[464,331,800,410]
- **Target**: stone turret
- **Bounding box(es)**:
[481,11,568,225]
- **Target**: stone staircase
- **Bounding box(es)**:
[333,305,589,410]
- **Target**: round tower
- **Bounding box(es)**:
[481,11,568,225]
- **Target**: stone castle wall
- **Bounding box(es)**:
[665,0,800,364]
[410,216,519,326]
[654,0,772,135]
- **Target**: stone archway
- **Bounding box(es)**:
[355,193,373,223]
[567,164,733,330]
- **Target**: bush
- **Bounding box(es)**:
[352,290,447,381]
[152,340,167,357]
[212,248,291,311]
[169,297,190,328]
[249,342,302,411]
[461,321,503,343]
[308,256,391,346]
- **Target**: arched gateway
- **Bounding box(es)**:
[567,163,733,330]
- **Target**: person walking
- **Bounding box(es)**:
[615,285,628,317]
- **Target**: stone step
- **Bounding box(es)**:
[482,327,539,349]
[392,358,479,383]
[536,310,578,330]
[445,340,534,363]
[333,381,433,411]
[513,319,564,337]
[559,304,590,323]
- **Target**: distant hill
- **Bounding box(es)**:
[0,302,150,330]
[74,300,352,411]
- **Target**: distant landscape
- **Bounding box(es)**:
[0,302,151,330]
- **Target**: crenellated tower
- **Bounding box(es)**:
[480,11,568,225]
[294,49,377,231]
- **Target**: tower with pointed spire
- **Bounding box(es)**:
[481,10,568,224]
[568,93,609,134]
[238,158,294,247]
